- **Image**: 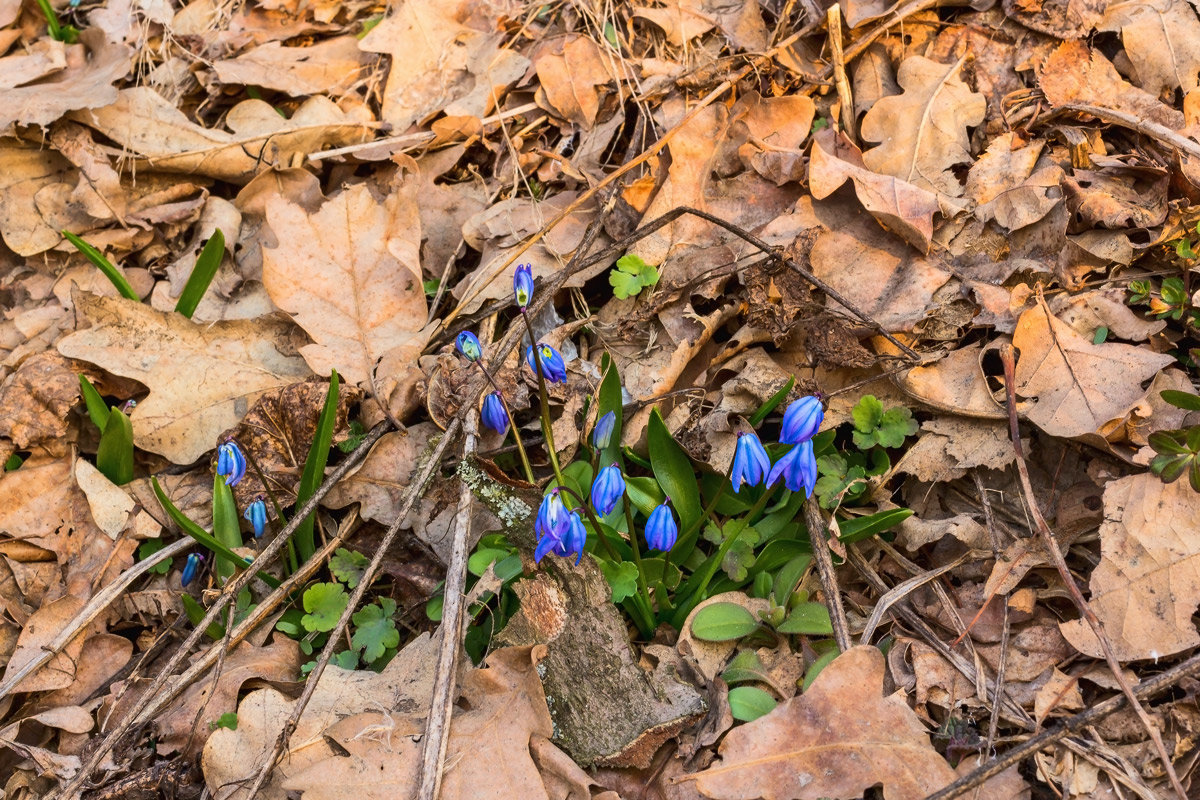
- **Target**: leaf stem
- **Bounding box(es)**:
[520,311,564,484]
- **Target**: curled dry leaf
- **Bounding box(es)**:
[691,646,1022,800]
[0,351,86,449]
[57,292,312,465]
[322,424,437,526]
[1,596,88,693]
[262,165,427,387]
[1060,472,1200,661]
[860,56,985,198]
[965,134,1063,231]
[633,0,718,46]
[69,88,374,183]
[1012,296,1173,438]
[534,34,616,129]
[1038,41,1185,129]
[0,143,98,257]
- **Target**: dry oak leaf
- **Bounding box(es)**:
[0,142,99,257]
[358,0,519,131]
[1099,0,1200,96]
[534,34,616,128]
[860,56,985,197]
[1060,472,1200,661]
[965,134,1063,231]
[1012,296,1173,438]
[1038,41,1185,130]
[262,167,426,386]
[0,31,131,133]
[322,424,436,526]
[212,35,371,97]
[809,128,952,252]
[690,645,1018,800]
[69,88,374,183]
[0,351,86,448]
[57,292,312,465]
[633,0,718,46]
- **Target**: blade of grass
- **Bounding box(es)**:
[151,477,280,589]
[174,229,224,318]
[294,370,340,562]
[79,375,110,431]
[96,407,134,485]
[62,231,139,301]
[212,474,243,583]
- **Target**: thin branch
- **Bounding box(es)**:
[804,501,853,652]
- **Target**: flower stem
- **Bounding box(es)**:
[622,495,656,621]
[520,311,564,484]
[241,444,297,574]
[473,361,535,484]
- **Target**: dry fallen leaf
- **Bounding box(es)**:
[1012,296,1174,438]
[262,166,427,386]
[860,55,985,197]
[534,34,616,129]
[633,0,717,46]
[691,646,1021,800]
[212,35,371,97]
[57,292,312,464]
[0,351,86,449]
[965,134,1063,231]
[1060,472,1200,661]
[1038,41,1184,130]
[1099,0,1200,97]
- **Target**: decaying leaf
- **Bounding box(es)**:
[57,293,312,464]
[262,166,427,386]
[691,646,1021,800]
[860,56,986,197]
[534,34,616,129]
[0,351,86,449]
[1060,472,1200,661]
[1099,0,1200,96]
[1038,41,1184,129]
[0,32,131,133]
[212,35,371,97]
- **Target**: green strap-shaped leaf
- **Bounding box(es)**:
[96,407,134,485]
[836,507,914,543]
[294,370,340,562]
[748,376,795,427]
[62,231,139,301]
[175,229,225,318]
[597,354,624,467]
[212,473,243,582]
[78,375,110,431]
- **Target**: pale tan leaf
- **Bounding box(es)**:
[1038,41,1185,129]
[262,168,426,386]
[73,459,134,539]
[213,36,370,97]
[860,56,985,197]
[965,134,1063,231]
[1061,473,1200,660]
[57,293,312,464]
[1012,297,1174,438]
[69,88,374,182]
[322,425,436,524]
[1,596,87,693]
[0,143,97,257]
[534,35,615,128]
[1099,0,1200,96]
[633,1,717,45]
[692,646,1020,800]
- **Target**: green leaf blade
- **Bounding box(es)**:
[175,229,225,318]
[62,231,139,301]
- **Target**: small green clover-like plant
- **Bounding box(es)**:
[330,547,370,588]
[351,598,400,663]
[704,519,760,582]
[210,712,238,731]
[301,582,349,633]
[610,254,660,299]
[599,560,640,603]
[137,539,173,575]
[851,395,918,449]
[337,420,368,453]
[815,453,868,508]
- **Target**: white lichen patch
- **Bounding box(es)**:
[456,459,532,528]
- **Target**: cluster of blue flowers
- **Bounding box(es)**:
[182,439,269,587]
[731,396,823,497]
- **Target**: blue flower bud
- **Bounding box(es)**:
[481,392,509,435]
[181,552,204,587]
[781,395,823,444]
[592,411,616,450]
[645,501,678,551]
[525,343,567,383]
[767,440,817,498]
[216,441,246,486]
[513,263,534,310]
[730,431,771,493]
[590,463,626,516]
[244,496,268,539]
[455,331,483,361]
[535,489,570,543]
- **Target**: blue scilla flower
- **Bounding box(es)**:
[781,395,823,444]
[455,330,483,361]
[592,411,616,449]
[244,496,268,538]
[481,392,509,435]
[730,432,770,493]
[181,552,204,587]
[216,441,246,486]
[645,501,678,551]
[591,464,625,516]
[525,343,567,383]
[768,440,817,498]
[535,489,570,543]
[514,263,534,310]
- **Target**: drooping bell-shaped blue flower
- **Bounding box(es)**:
[591,464,626,516]
[513,263,534,310]
[216,441,246,486]
[244,496,268,538]
[455,331,483,361]
[592,411,616,450]
[525,343,567,383]
[481,392,509,435]
[645,501,678,551]
[781,395,823,444]
[181,552,204,587]
[730,432,771,493]
[535,510,588,564]
[768,439,817,498]
[535,489,570,543]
